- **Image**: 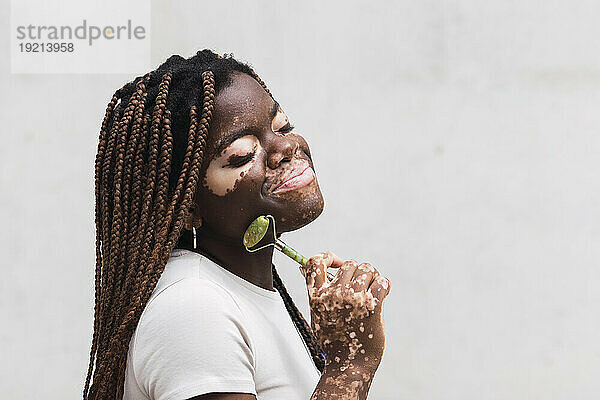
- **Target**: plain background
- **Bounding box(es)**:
[2,1,600,399]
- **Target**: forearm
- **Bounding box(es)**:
[310,364,376,400]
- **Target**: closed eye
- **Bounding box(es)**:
[225,151,256,168]
[276,122,295,134]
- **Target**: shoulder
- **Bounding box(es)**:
[130,278,258,400]
[138,277,246,334]
[149,277,241,310]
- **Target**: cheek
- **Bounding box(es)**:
[203,145,265,196]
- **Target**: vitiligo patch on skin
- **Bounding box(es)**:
[203,136,263,196]
[311,369,374,399]
[271,107,288,132]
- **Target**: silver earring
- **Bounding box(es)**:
[192,227,197,249]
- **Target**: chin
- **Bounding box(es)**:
[272,180,325,234]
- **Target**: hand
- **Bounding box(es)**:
[301,252,391,374]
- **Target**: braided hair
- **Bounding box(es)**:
[84,49,325,400]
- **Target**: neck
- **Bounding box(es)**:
[192,225,276,292]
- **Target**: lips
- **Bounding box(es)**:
[271,159,315,194]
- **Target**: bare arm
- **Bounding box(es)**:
[309,364,377,399]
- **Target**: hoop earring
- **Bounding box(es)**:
[192,227,197,250]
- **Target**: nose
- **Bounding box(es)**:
[267,137,299,170]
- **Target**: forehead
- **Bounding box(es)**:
[209,72,274,140]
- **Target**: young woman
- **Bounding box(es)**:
[84,49,391,400]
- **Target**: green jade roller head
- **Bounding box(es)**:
[243,214,336,281]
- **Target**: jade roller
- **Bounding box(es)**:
[243,214,336,281]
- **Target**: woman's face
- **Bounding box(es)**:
[193,72,324,240]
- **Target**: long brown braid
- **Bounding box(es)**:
[84,50,324,400]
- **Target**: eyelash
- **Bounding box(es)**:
[227,151,256,167]
[277,123,295,134]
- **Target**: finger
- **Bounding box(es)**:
[322,251,344,280]
[367,268,381,290]
[350,262,376,293]
[323,251,344,269]
[301,251,344,281]
[330,259,360,286]
[368,276,391,303]
[304,252,331,291]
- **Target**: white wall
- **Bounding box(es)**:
[2,1,599,399]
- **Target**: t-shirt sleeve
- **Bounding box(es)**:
[131,278,256,400]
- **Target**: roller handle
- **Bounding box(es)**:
[278,240,336,281]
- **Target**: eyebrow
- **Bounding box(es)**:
[213,101,280,155]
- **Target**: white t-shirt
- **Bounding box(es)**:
[123,248,321,400]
